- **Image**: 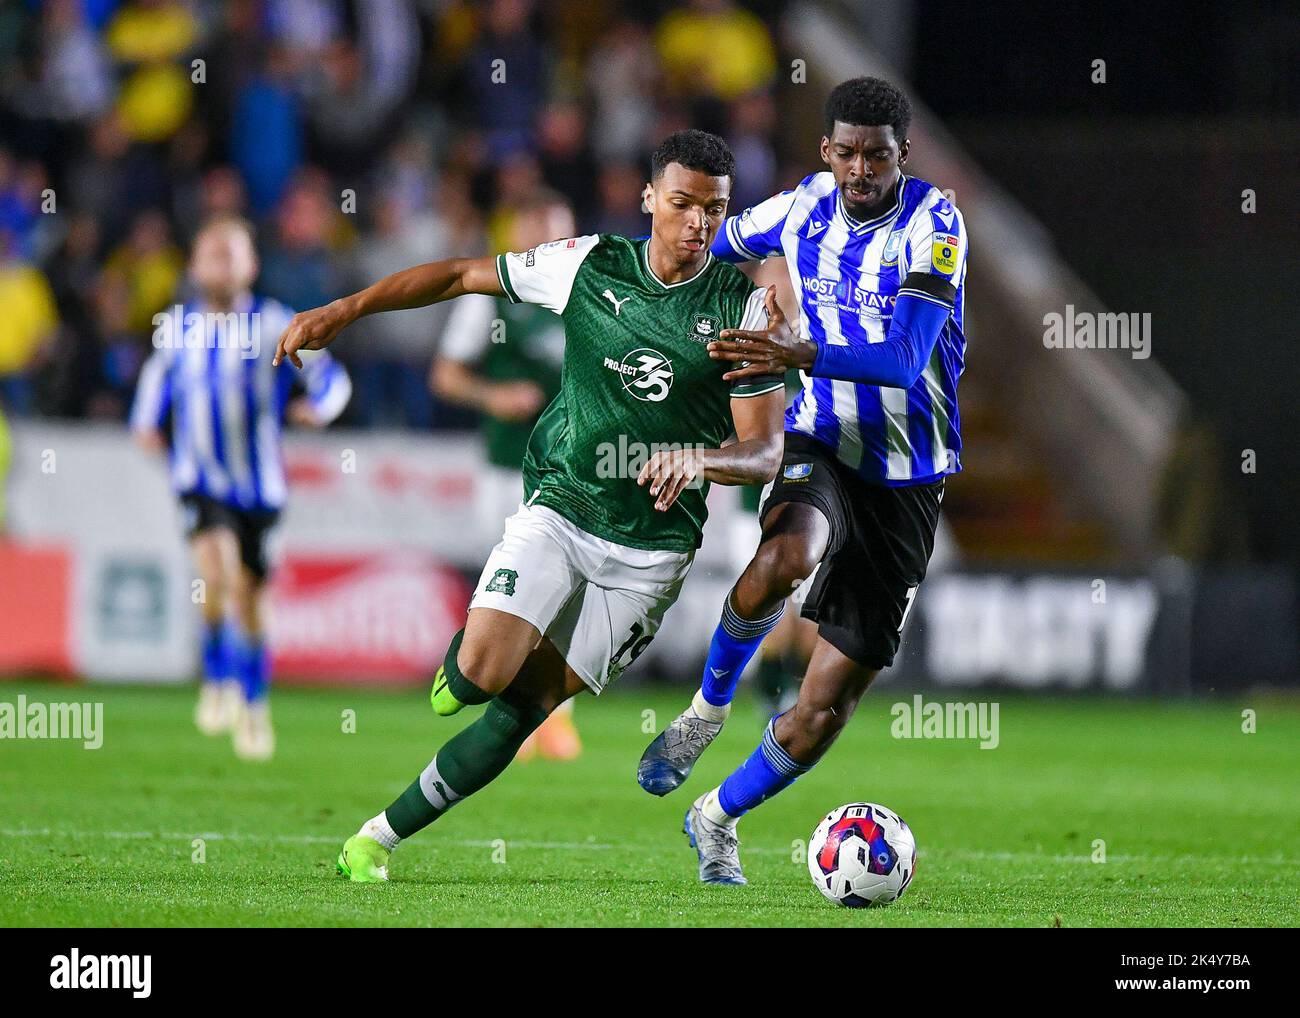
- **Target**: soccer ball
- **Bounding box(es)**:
[807,802,916,907]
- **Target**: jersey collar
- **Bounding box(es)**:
[639,238,714,290]
[835,175,907,235]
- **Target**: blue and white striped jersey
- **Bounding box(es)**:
[713,171,968,486]
[130,294,351,511]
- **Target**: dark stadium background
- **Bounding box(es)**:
[0,0,1295,689]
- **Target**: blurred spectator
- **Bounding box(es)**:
[257,173,346,314]
[0,0,788,427]
[375,132,439,222]
[38,0,114,123]
[231,44,304,216]
[89,259,140,418]
[39,212,107,417]
[165,118,212,243]
[197,166,250,226]
[727,89,779,209]
[0,233,59,416]
[655,0,777,102]
[64,111,169,245]
[346,186,458,428]
[298,2,418,177]
[585,19,659,164]
[302,41,383,175]
[591,160,648,237]
[354,0,421,112]
[101,209,183,335]
[0,151,46,261]
[535,102,598,226]
[462,0,550,151]
[106,0,199,63]
[266,0,344,55]
[484,150,545,253]
[106,0,200,143]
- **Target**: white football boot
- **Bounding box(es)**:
[233,699,275,761]
[195,680,240,735]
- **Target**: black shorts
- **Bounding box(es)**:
[180,493,281,580]
[760,433,944,669]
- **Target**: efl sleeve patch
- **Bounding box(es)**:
[497,235,599,314]
[931,234,960,276]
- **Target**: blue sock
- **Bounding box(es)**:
[233,631,269,703]
[717,716,812,818]
[221,619,240,681]
[200,620,226,684]
[699,591,784,707]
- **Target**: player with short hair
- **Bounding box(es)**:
[131,215,352,760]
[274,130,787,882]
[636,77,970,884]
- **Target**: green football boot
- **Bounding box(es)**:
[336,835,390,882]
[430,664,466,717]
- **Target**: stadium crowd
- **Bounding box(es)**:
[0,0,792,428]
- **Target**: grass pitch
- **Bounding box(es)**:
[1,681,1297,927]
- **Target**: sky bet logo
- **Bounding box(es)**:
[50,949,152,997]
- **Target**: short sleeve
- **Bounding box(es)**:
[901,193,968,288]
[297,348,352,424]
[495,234,600,314]
[713,188,798,262]
[439,292,498,363]
[729,288,785,398]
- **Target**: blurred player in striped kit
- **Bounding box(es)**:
[131,216,351,760]
[431,190,582,761]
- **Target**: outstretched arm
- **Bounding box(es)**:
[708,274,955,389]
[274,256,504,368]
[808,277,954,388]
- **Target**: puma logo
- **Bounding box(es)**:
[603,289,631,316]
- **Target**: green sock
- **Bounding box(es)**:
[431,628,494,715]
[384,697,548,839]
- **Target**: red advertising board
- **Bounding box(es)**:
[268,553,471,684]
[0,541,73,676]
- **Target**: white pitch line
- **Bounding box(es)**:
[0,828,614,852]
[1,828,1295,867]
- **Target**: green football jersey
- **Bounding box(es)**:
[440,294,565,469]
[495,233,782,552]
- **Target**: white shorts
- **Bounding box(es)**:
[477,465,526,533]
[470,502,694,694]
